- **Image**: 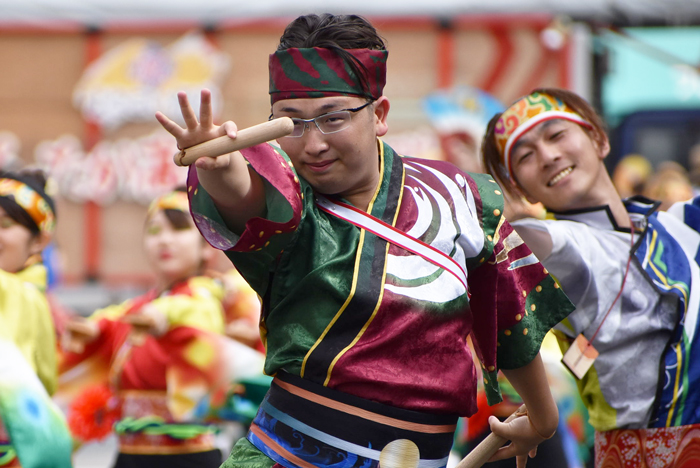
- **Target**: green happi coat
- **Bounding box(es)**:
[189,139,572,415]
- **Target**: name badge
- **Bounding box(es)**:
[562,334,598,379]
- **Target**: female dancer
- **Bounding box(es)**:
[0,169,72,468]
[61,188,264,468]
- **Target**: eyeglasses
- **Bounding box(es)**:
[270,102,373,138]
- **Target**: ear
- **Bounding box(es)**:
[592,130,611,160]
[373,96,390,137]
[28,232,51,257]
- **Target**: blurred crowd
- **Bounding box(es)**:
[612,150,699,211]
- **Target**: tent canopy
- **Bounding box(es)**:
[1,0,699,27]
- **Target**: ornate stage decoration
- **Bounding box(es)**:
[73,32,230,131]
[35,131,186,205]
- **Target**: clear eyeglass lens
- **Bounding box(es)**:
[290,121,306,137]
[316,111,351,134]
[288,110,353,137]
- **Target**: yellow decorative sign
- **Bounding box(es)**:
[73,32,230,130]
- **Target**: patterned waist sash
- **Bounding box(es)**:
[247,371,457,468]
[116,390,216,455]
[595,424,700,468]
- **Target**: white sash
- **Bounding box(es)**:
[315,196,468,290]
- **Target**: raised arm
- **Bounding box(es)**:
[155,89,266,233]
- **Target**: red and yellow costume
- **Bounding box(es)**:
[59,276,233,463]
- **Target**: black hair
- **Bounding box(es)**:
[278,13,387,99]
[162,210,193,230]
[148,186,193,231]
[0,169,55,236]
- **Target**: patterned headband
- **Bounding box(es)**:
[269,47,388,104]
[495,92,592,179]
[147,191,190,218]
[0,178,55,235]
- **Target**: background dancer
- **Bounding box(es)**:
[61,188,264,468]
[0,169,73,468]
[482,87,700,467]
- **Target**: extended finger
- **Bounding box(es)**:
[178,91,200,131]
[200,89,213,128]
[155,111,184,138]
[516,453,528,468]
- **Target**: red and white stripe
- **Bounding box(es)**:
[316,196,468,290]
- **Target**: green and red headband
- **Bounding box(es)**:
[269,47,388,104]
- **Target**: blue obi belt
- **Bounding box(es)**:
[247,371,458,468]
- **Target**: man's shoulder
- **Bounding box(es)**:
[400,155,456,172]
[400,156,497,186]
